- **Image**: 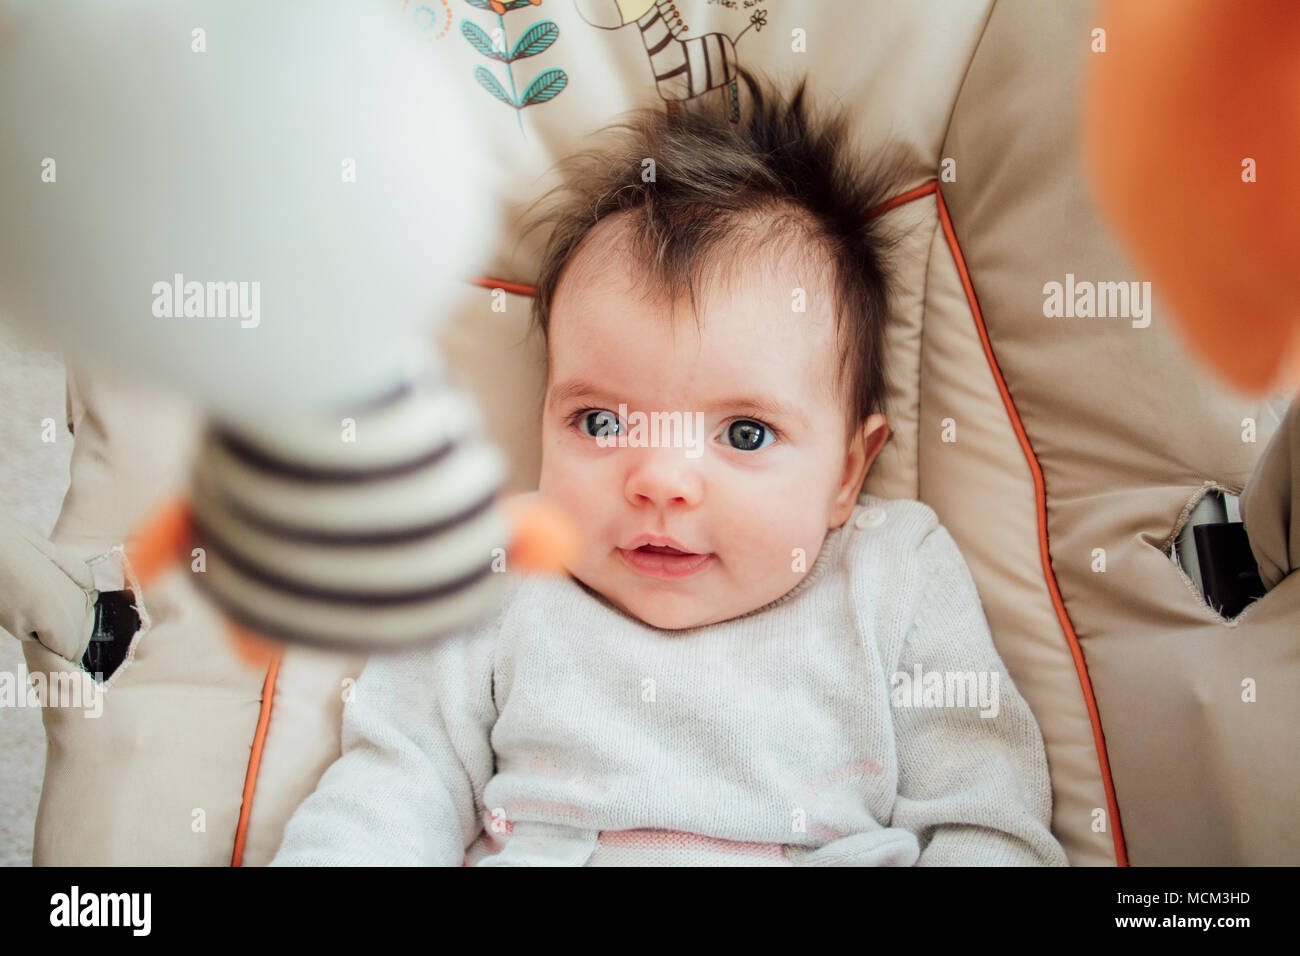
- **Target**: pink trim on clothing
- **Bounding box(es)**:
[597,828,787,859]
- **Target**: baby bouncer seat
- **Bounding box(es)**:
[4,0,1296,866]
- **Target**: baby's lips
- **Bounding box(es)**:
[501,494,580,574]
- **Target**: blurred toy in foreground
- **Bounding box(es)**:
[1082,0,1300,396]
[126,375,580,669]
[1082,0,1300,601]
[0,0,577,669]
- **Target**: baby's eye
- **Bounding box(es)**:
[722,418,776,451]
[571,408,622,439]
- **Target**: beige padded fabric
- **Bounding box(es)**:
[23,372,266,865]
[24,571,258,865]
[16,0,1295,866]
[0,513,96,667]
[1241,400,1299,592]
[236,646,367,867]
[939,0,1295,865]
[912,198,1117,867]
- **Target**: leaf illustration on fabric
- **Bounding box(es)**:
[474,64,515,106]
[461,19,504,60]
[520,67,566,106]
[510,20,558,60]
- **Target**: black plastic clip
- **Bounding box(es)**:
[81,589,141,682]
[1194,523,1267,619]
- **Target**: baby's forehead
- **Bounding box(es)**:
[565,203,833,295]
[561,228,837,330]
[550,288,844,416]
[551,209,845,394]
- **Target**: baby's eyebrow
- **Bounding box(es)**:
[701,395,808,429]
[547,378,610,408]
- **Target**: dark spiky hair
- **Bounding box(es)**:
[520,67,908,441]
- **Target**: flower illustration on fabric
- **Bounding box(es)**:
[462,0,568,136]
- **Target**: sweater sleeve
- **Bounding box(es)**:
[887,523,1068,866]
[268,601,502,867]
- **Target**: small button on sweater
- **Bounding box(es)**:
[269,494,1068,866]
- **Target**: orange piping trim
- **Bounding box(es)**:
[868,180,939,218]
[933,183,1128,867]
[466,275,537,297]
[464,181,939,299]
[230,647,282,867]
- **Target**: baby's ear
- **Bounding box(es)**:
[869,417,891,461]
[856,413,891,471]
[834,414,890,521]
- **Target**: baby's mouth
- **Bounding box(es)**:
[618,544,715,579]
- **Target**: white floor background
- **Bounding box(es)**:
[0,321,73,867]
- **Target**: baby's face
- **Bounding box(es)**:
[537,220,887,630]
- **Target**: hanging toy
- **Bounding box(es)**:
[0,0,578,666]
[1081,0,1300,396]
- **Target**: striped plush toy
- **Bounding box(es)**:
[123,371,577,666]
[0,0,577,668]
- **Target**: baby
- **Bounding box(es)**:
[270,69,1067,867]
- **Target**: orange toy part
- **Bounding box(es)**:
[228,621,281,670]
[125,496,287,668]
[1081,0,1300,396]
[125,496,193,587]
[501,494,581,574]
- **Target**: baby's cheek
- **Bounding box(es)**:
[773,517,825,582]
[539,452,590,506]
[720,516,792,587]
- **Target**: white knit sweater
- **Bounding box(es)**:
[269,494,1067,866]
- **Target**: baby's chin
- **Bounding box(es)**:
[623,598,719,632]
[584,570,763,632]
[563,562,702,630]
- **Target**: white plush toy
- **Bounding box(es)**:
[0,0,575,664]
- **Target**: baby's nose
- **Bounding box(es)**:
[623,445,705,509]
